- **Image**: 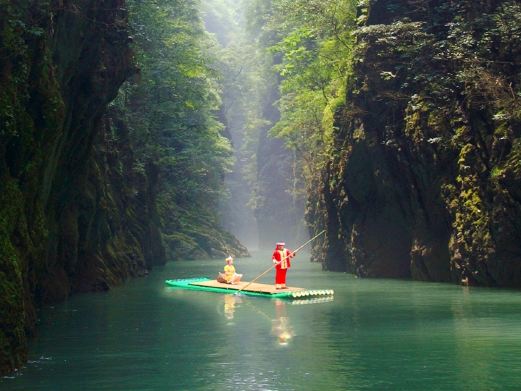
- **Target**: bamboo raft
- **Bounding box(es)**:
[165,277,334,300]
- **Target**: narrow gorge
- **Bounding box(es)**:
[1,0,521,379]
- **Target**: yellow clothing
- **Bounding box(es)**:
[278,250,289,269]
[224,264,235,283]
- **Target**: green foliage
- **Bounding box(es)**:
[256,0,357,179]
[502,139,521,178]
[114,0,233,257]
[0,2,30,142]
[433,3,521,118]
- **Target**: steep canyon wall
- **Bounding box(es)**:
[310,0,521,287]
[0,0,165,372]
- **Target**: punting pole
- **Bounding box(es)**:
[235,230,326,295]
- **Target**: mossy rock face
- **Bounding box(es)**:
[0,178,28,373]
[0,0,141,374]
[0,0,249,375]
[161,213,250,261]
[309,0,521,286]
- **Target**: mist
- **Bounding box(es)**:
[201,0,308,251]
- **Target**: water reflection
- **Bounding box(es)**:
[219,295,297,346]
[219,293,334,348]
[287,296,334,305]
[271,300,294,346]
[223,294,242,320]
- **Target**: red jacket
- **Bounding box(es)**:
[272,248,294,269]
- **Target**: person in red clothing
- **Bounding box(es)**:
[272,242,295,289]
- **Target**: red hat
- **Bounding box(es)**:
[276,242,285,246]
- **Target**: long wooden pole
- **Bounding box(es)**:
[235,230,326,295]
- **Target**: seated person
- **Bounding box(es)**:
[217,256,243,284]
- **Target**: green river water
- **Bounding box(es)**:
[2,253,521,390]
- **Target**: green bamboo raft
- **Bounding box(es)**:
[165,277,334,300]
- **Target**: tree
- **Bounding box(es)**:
[113,0,241,258]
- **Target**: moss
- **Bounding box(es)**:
[403,96,451,147]
[443,141,494,280]
[504,139,521,177]
[404,109,423,140]
[487,138,521,183]
[163,231,200,259]
[0,177,27,373]
[490,165,506,179]
[352,126,366,141]
[494,121,510,138]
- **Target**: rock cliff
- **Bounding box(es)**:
[0,0,145,372]
[309,0,521,287]
[0,0,246,374]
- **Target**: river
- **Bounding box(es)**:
[2,252,521,390]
